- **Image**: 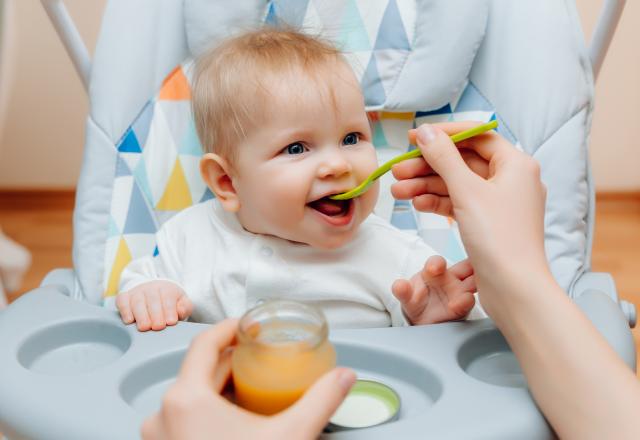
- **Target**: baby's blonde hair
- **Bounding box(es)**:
[192,28,344,161]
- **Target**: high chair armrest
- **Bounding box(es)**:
[574,289,637,371]
[572,271,618,301]
[40,268,80,300]
[572,271,636,328]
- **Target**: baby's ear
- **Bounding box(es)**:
[200,153,240,212]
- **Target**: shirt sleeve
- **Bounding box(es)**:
[118,224,186,294]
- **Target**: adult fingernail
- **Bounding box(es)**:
[338,368,356,392]
[417,125,437,144]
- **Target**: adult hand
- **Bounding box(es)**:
[391,122,491,218]
[391,123,640,440]
[142,319,356,440]
[391,122,550,319]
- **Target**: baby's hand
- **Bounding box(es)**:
[392,256,476,325]
[116,281,193,331]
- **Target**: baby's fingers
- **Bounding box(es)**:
[161,291,179,326]
[461,275,477,293]
[423,256,447,280]
[131,293,152,331]
[450,292,476,318]
[145,290,166,331]
[116,292,134,324]
[177,295,194,321]
[449,258,474,281]
[391,279,413,304]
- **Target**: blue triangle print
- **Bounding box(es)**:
[265,2,278,25]
[115,155,132,177]
[339,0,370,52]
[390,200,417,230]
[123,180,157,234]
[444,231,466,263]
[416,104,452,118]
[199,187,215,203]
[118,128,142,153]
[362,56,386,107]
[133,160,154,206]
[273,0,309,28]
[108,216,120,238]
[372,121,388,148]
[493,114,517,145]
[132,100,155,150]
[454,84,492,112]
[153,245,159,257]
[155,209,179,227]
[179,120,204,156]
[374,0,410,51]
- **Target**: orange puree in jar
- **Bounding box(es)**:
[231,301,336,415]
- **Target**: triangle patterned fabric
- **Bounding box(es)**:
[102,0,519,298]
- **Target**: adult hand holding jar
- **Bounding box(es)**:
[141,318,355,440]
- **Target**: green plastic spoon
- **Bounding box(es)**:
[330,120,498,200]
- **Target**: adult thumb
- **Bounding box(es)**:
[279,367,356,438]
[415,124,476,196]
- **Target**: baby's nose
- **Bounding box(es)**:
[317,153,352,179]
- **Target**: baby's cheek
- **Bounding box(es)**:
[363,181,380,213]
[360,152,380,180]
[262,186,307,224]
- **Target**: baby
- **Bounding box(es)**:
[116,29,478,331]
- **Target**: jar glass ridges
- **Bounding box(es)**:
[232,300,336,415]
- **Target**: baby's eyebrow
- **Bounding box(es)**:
[271,128,315,145]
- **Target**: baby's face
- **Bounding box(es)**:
[231,64,379,249]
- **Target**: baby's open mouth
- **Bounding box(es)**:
[307,196,352,217]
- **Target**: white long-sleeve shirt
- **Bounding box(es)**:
[119,200,450,328]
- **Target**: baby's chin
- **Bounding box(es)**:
[306,237,352,250]
[294,228,360,250]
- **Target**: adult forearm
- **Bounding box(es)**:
[489,275,640,439]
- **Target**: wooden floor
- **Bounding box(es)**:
[1,193,639,372]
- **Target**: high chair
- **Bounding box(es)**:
[0,1,634,438]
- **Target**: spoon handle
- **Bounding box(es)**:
[330,120,498,200]
[376,120,499,178]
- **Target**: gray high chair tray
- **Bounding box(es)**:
[0,287,635,439]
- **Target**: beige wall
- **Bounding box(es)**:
[0,1,638,190]
[578,0,640,192]
[0,0,104,188]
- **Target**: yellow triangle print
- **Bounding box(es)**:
[159,67,191,101]
[104,237,132,297]
[381,111,415,120]
[156,159,193,210]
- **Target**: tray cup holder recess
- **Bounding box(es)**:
[18,320,132,375]
[457,330,526,388]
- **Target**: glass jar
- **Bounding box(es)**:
[231,300,336,415]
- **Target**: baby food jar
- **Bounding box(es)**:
[231,300,336,415]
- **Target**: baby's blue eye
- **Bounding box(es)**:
[284,143,307,155]
[343,133,359,146]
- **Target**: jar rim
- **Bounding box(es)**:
[237,300,329,350]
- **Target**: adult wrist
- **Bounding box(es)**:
[477,264,560,325]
